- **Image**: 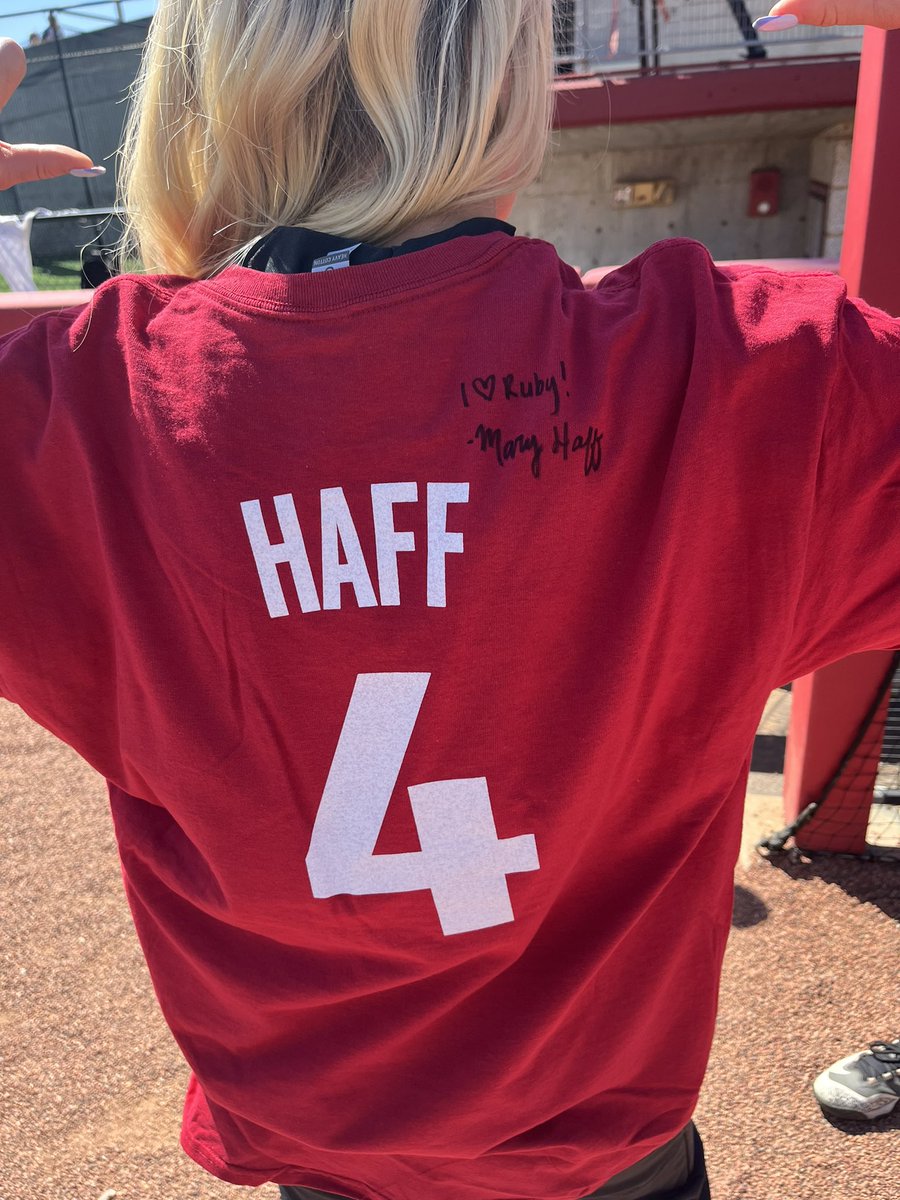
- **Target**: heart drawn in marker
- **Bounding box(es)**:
[472,375,496,402]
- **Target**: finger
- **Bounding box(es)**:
[0,142,97,190]
[0,37,27,111]
[760,0,900,27]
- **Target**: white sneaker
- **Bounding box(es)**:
[813,1040,900,1121]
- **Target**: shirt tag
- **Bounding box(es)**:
[311,243,363,273]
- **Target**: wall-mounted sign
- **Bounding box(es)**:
[612,180,677,208]
[748,168,781,217]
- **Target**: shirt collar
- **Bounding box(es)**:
[236,217,517,274]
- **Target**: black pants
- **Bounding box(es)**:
[279,1120,711,1200]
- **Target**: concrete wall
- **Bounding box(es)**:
[512,108,855,270]
[807,121,854,261]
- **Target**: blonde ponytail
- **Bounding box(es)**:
[115,0,555,279]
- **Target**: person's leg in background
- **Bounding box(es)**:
[552,0,576,75]
[724,0,767,59]
[278,1121,711,1200]
[582,1121,710,1200]
[279,1189,349,1200]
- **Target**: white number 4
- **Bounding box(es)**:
[306,673,540,936]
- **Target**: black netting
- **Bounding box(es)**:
[758,654,900,863]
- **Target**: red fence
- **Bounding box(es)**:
[0,288,91,336]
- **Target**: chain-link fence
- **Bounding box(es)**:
[0,8,150,260]
[555,0,862,73]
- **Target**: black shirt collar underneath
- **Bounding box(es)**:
[236,217,517,274]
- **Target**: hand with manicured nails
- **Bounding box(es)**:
[0,37,102,190]
[757,0,900,27]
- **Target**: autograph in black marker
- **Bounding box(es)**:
[460,360,569,417]
[467,421,602,480]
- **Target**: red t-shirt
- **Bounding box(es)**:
[1,234,898,1199]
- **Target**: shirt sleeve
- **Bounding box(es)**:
[0,303,126,786]
[774,288,900,684]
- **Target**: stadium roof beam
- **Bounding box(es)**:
[552,60,860,127]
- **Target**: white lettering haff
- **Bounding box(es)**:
[426,482,468,607]
[240,482,469,617]
[371,482,417,606]
[320,487,378,611]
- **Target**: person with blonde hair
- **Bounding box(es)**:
[0,3,898,1199]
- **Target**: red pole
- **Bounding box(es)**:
[783,655,893,854]
[783,30,900,853]
[839,28,900,316]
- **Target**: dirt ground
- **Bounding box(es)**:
[2,692,898,1200]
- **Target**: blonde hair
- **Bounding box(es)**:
[115,0,556,280]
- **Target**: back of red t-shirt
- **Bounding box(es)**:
[1,234,898,1199]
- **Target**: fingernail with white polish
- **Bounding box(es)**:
[753,14,800,30]
[69,165,106,177]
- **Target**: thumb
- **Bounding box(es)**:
[764,0,900,26]
[0,141,96,190]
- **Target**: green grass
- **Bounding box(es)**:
[32,259,85,290]
[0,257,146,293]
[0,258,84,293]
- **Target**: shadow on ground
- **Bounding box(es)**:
[819,1109,900,1135]
[731,883,769,928]
[759,849,900,923]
